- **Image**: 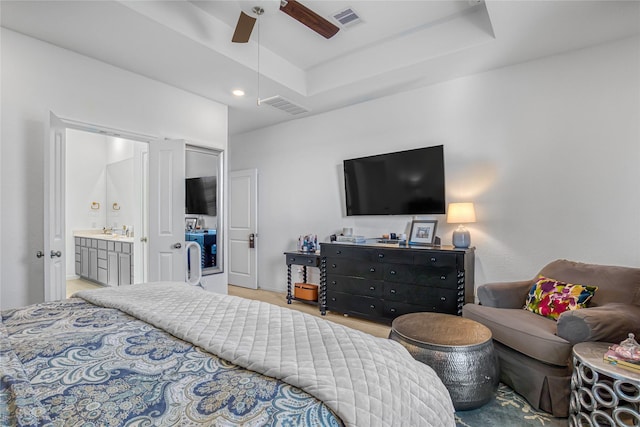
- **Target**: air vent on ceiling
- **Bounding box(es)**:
[332,7,361,28]
[259,96,309,115]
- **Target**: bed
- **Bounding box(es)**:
[1,282,455,426]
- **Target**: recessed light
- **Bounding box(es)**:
[232,89,245,97]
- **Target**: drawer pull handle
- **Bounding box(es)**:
[331,297,336,301]
[332,264,337,268]
[390,270,396,275]
[331,281,337,285]
[390,308,396,313]
[308,259,313,264]
[369,286,375,291]
[440,275,446,280]
[390,289,396,294]
[336,250,342,254]
[370,305,376,309]
[291,257,295,262]
[440,297,446,301]
[378,253,384,258]
[369,267,376,273]
[430,257,437,262]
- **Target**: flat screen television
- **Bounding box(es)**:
[185,176,217,216]
[343,145,445,216]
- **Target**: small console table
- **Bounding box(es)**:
[284,251,322,308]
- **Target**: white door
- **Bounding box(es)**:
[228,169,258,289]
[148,139,185,282]
[44,112,66,301]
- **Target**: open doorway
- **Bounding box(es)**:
[64,128,148,296]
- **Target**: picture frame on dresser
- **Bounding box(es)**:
[185,217,197,231]
[409,219,438,246]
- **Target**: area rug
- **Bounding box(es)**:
[455,383,568,427]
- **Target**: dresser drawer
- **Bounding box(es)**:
[413,252,459,268]
[286,253,320,267]
[384,264,458,288]
[383,301,432,319]
[384,286,458,314]
[325,259,383,279]
[326,291,383,318]
[325,275,384,298]
[320,243,360,258]
[383,282,457,308]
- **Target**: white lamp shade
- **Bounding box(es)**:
[446,202,476,224]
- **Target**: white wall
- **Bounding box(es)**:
[1,28,229,309]
[229,36,640,295]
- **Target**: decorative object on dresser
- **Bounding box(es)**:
[408,219,439,246]
[446,202,476,248]
[463,259,640,417]
[320,242,474,322]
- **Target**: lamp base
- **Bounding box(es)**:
[452,228,471,248]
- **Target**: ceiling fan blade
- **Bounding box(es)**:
[232,11,257,43]
[280,0,339,39]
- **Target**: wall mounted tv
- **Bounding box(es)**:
[185,176,216,216]
[343,145,445,216]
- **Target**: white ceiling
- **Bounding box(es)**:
[2,0,639,136]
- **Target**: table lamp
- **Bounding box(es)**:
[447,202,476,248]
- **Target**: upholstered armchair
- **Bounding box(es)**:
[463,259,640,417]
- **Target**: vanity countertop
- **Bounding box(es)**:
[74,230,134,243]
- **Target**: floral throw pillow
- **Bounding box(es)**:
[524,275,598,320]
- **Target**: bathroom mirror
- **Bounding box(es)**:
[106,158,134,232]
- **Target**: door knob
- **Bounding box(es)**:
[173,243,182,249]
[50,250,62,258]
[249,233,255,249]
[140,237,148,243]
[36,251,44,258]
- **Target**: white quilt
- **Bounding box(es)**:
[75,282,455,427]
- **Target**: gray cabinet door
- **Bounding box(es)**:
[75,240,81,276]
[88,247,98,281]
[81,247,89,277]
[107,251,119,287]
[119,253,131,286]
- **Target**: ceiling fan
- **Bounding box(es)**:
[232,0,340,43]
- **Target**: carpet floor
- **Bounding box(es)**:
[455,383,568,426]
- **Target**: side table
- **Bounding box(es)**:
[570,342,640,427]
[284,251,325,314]
[388,312,499,410]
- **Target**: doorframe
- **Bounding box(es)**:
[185,144,225,274]
[46,116,156,301]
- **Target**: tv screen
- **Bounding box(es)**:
[343,145,445,216]
[185,176,216,216]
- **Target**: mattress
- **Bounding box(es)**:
[1,282,455,426]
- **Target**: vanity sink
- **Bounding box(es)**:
[73,231,134,243]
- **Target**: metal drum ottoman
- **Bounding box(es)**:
[389,312,499,410]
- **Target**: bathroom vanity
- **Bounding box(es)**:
[74,232,134,286]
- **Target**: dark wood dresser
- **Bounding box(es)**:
[320,242,474,323]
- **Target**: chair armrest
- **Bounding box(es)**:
[476,280,532,308]
[557,303,640,345]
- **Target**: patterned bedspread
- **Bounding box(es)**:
[0,299,342,426]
